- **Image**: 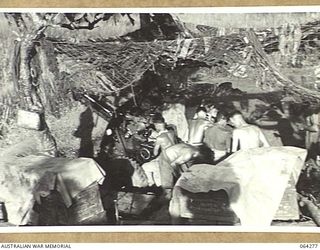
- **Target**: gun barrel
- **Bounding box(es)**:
[83,94,114,117]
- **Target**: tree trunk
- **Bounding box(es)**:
[37,43,64,115]
[19,37,35,109]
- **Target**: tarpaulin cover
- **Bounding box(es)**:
[0,156,105,225]
[170,146,307,226]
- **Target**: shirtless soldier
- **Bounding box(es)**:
[229,110,270,152]
[142,115,176,187]
[153,117,176,156]
[159,143,202,189]
[188,106,212,145]
[204,111,232,162]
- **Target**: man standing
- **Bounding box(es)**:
[229,110,270,152]
[304,106,320,160]
[142,114,176,187]
[162,103,189,142]
[188,106,212,145]
[152,115,176,157]
[204,112,232,162]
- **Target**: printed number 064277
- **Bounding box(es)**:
[300,244,318,248]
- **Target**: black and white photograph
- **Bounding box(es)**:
[0,8,320,230]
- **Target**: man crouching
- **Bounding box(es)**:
[158,143,214,192]
[157,143,213,224]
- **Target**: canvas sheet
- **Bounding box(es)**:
[0,156,105,225]
[172,146,307,226]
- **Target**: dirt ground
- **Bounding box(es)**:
[46,102,108,158]
[0,102,108,158]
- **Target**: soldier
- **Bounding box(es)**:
[142,114,176,187]
[229,111,270,152]
[204,112,232,162]
[188,106,212,145]
[159,143,214,189]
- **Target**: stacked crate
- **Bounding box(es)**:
[177,187,240,225]
[177,175,299,225]
[273,176,300,221]
[68,182,107,225]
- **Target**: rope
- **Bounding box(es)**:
[131,84,137,106]
[12,41,21,92]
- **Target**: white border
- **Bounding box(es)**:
[0,6,320,233]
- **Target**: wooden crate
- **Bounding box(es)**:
[68,182,106,225]
[178,188,240,225]
[178,176,300,225]
[273,177,300,221]
[116,192,156,216]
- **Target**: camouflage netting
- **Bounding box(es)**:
[43,33,261,94]
[42,30,320,107]
[1,14,320,122]
[46,40,172,94]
